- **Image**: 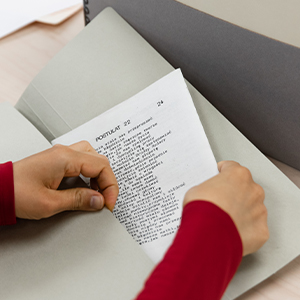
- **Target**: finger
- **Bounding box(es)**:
[217,160,240,172]
[254,183,266,202]
[49,188,105,215]
[61,148,112,181]
[102,185,119,212]
[68,142,115,193]
[90,177,119,211]
[61,150,119,210]
[69,140,100,156]
[91,165,119,211]
[78,156,119,208]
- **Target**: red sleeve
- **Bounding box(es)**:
[0,162,16,226]
[136,201,243,300]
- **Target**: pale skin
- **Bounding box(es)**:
[13,141,269,256]
[13,141,119,219]
[184,160,269,256]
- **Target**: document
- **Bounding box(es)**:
[0,0,82,39]
[53,69,218,263]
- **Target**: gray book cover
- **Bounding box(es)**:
[83,0,300,171]
[0,7,299,300]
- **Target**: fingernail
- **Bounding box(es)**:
[90,195,104,210]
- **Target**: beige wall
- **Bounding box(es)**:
[177,0,300,48]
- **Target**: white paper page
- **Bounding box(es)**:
[36,4,83,25]
[0,0,81,39]
[52,69,218,263]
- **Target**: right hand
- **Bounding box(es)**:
[183,161,269,256]
[13,141,119,220]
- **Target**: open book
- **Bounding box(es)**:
[52,69,219,264]
[1,7,300,300]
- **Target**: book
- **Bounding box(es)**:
[83,0,300,171]
[1,7,300,300]
[52,69,219,264]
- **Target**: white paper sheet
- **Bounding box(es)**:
[36,4,82,25]
[52,69,218,263]
[0,0,81,39]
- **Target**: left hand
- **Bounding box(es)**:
[183,161,268,256]
[13,141,119,220]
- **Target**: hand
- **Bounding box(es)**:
[13,141,119,220]
[183,161,269,256]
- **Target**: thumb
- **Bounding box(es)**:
[50,188,105,214]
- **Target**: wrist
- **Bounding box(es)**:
[0,162,16,225]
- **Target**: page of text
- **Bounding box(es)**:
[52,69,218,263]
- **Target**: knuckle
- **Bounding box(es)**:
[264,204,269,217]
[52,144,70,158]
[99,155,110,166]
[255,184,265,200]
[238,166,252,179]
[101,154,109,162]
[262,204,268,216]
[226,160,240,167]
[52,146,78,174]
[230,165,252,183]
[259,206,269,243]
[79,140,93,151]
[52,143,66,152]
[257,202,268,219]
[52,143,64,150]
[73,190,84,210]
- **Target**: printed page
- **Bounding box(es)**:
[52,69,218,263]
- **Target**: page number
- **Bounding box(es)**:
[157,100,164,107]
[124,119,131,126]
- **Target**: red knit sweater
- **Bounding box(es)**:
[0,162,16,225]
